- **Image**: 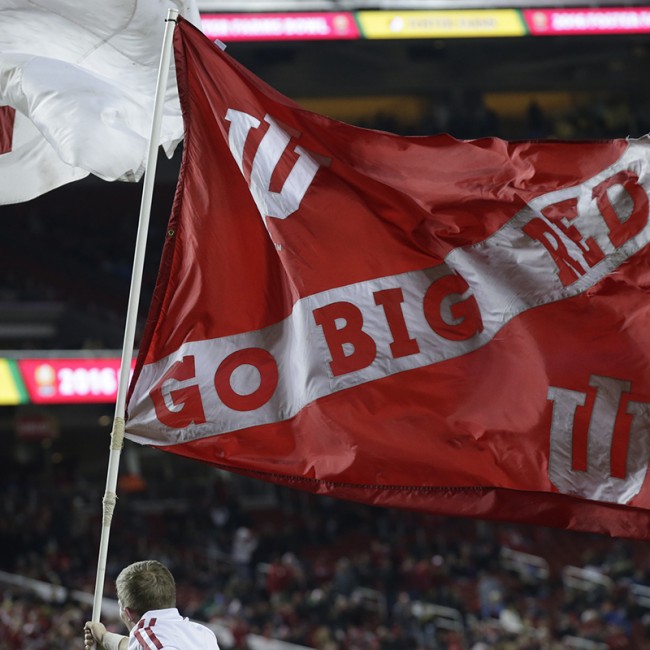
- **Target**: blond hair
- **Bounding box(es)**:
[115,560,176,616]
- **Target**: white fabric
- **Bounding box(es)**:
[128,608,220,650]
[0,0,201,204]
[0,108,88,202]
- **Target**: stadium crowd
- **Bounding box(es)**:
[2,460,650,650]
[3,92,650,650]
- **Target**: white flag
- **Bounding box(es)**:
[0,0,201,205]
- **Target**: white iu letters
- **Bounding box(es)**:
[548,374,650,504]
[225,109,321,223]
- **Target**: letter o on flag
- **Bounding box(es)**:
[215,348,278,411]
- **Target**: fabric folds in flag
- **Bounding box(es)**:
[0,0,200,205]
[127,17,650,539]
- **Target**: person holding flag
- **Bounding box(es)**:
[83,560,220,650]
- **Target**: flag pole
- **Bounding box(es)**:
[91,7,180,622]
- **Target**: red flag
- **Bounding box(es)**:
[127,17,650,539]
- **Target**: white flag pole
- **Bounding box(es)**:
[91,7,180,622]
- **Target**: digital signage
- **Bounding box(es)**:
[201,12,360,42]
[524,7,650,35]
[357,9,526,39]
[198,8,650,42]
[0,359,28,406]
[17,358,136,404]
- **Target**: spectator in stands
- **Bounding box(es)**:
[332,558,358,597]
[526,101,547,139]
[83,560,219,650]
[232,527,258,583]
[477,570,505,619]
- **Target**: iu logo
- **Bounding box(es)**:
[548,375,650,504]
[225,109,322,227]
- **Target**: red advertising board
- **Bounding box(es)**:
[200,12,360,41]
[524,7,650,35]
[18,358,135,404]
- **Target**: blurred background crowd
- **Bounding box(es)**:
[2,461,650,650]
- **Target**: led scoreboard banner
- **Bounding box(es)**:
[524,7,650,35]
[200,12,360,40]
[0,357,136,405]
[0,358,27,405]
[199,7,650,41]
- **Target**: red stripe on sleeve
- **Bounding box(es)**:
[0,106,15,154]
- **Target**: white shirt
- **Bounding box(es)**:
[128,608,220,650]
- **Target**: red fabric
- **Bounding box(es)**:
[0,106,15,154]
[127,17,650,539]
